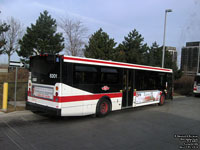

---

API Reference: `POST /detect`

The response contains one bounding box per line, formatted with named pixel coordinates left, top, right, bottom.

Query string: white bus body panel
left=193, top=85, right=200, bottom=94
left=27, top=96, right=61, bottom=109
left=60, top=83, right=122, bottom=116
left=27, top=83, right=161, bottom=116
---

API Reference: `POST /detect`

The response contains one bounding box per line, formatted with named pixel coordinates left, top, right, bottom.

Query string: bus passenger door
left=122, top=69, right=134, bottom=107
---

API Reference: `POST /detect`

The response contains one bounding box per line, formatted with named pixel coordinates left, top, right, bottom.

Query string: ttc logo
left=101, top=86, right=110, bottom=91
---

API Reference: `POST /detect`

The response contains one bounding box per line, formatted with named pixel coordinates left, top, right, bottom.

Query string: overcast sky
left=0, top=0, right=199, bottom=66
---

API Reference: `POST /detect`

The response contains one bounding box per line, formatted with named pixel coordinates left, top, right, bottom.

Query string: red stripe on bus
left=64, top=56, right=171, bottom=72
left=29, top=93, right=122, bottom=103
left=59, top=93, right=122, bottom=102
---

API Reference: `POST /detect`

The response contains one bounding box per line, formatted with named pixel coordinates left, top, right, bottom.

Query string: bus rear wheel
left=96, top=99, right=111, bottom=117
left=159, top=94, right=165, bottom=106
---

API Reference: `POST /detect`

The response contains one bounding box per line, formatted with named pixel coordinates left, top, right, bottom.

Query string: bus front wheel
left=159, top=94, right=165, bottom=106
left=96, top=99, right=111, bottom=117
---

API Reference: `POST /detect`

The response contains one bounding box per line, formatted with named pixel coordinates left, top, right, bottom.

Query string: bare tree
left=1, top=17, right=23, bottom=64
left=59, top=18, right=88, bottom=56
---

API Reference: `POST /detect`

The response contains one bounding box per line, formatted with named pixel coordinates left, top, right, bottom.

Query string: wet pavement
left=0, top=97, right=200, bottom=150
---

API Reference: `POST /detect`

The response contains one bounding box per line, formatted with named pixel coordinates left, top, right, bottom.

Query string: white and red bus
left=26, top=55, right=173, bottom=117
left=193, top=75, right=200, bottom=96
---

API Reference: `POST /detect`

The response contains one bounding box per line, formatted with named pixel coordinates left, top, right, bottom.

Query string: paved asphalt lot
left=0, top=96, right=199, bottom=150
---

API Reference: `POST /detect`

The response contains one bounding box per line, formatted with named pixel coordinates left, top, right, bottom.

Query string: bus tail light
left=55, top=92, right=58, bottom=96
left=194, top=86, right=197, bottom=91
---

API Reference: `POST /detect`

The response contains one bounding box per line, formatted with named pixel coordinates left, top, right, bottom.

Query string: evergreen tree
left=148, top=42, right=162, bottom=67
left=112, top=43, right=126, bottom=62
left=148, top=42, right=174, bottom=68
left=0, top=23, right=9, bottom=54
left=84, top=28, right=116, bottom=60
left=119, top=29, right=148, bottom=65
left=18, top=10, right=64, bottom=62
left=148, top=42, right=182, bottom=79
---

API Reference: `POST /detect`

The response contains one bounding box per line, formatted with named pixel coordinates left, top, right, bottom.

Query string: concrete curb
left=173, top=96, right=186, bottom=99
left=0, top=110, right=32, bottom=118
left=0, top=111, right=5, bottom=115
left=8, top=101, right=25, bottom=107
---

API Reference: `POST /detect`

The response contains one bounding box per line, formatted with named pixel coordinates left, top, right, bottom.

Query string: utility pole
left=162, top=9, right=172, bottom=68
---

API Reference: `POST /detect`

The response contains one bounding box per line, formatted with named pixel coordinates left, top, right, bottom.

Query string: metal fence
left=0, top=82, right=27, bottom=108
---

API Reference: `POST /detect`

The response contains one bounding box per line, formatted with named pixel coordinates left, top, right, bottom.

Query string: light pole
left=162, top=9, right=172, bottom=68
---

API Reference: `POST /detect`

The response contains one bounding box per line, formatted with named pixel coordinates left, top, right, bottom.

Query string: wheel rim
left=160, top=95, right=164, bottom=104
left=100, top=102, right=108, bottom=114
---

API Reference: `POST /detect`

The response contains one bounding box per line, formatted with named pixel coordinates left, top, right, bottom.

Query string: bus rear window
left=30, top=56, right=61, bottom=85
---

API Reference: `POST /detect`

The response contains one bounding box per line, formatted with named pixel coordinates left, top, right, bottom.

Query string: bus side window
left=100, top=67, right=119, bottom=84
left=136, top=70, right=163, bottom=90
left=74, top=65, right=98, bottom=84
left=135, top=70, right=147, bottom=90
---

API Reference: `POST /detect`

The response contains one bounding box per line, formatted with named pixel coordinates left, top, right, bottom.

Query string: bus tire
left=159, top=94, right=165, bottom=106
left=96, top=98, right=111, bottom=117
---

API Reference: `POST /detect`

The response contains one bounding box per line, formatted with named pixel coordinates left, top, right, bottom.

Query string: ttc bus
left=26, top=55, right=173, bottom=117
left=193, top=75, right=200, bottom=96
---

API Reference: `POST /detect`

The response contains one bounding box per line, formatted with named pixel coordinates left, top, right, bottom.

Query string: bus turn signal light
left=56, top=86, right=59, bottom=91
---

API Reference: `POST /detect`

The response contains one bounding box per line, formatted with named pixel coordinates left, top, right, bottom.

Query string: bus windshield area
left=30, top=55, right=61, bottom=85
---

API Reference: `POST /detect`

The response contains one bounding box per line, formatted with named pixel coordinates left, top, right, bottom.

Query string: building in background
left=181, top=41, right=200, bottom=76
left=166, top=46, right=177, bottom=64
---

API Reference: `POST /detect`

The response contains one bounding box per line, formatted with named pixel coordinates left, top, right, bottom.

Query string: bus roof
left=63, top=55, right=173, bottom=73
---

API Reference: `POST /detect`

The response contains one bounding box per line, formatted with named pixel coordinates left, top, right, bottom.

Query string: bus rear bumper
left=26, top=101, right=61, bottom=116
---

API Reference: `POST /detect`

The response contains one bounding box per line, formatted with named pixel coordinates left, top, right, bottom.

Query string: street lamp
left=162, top=9, right=172, bottom=68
